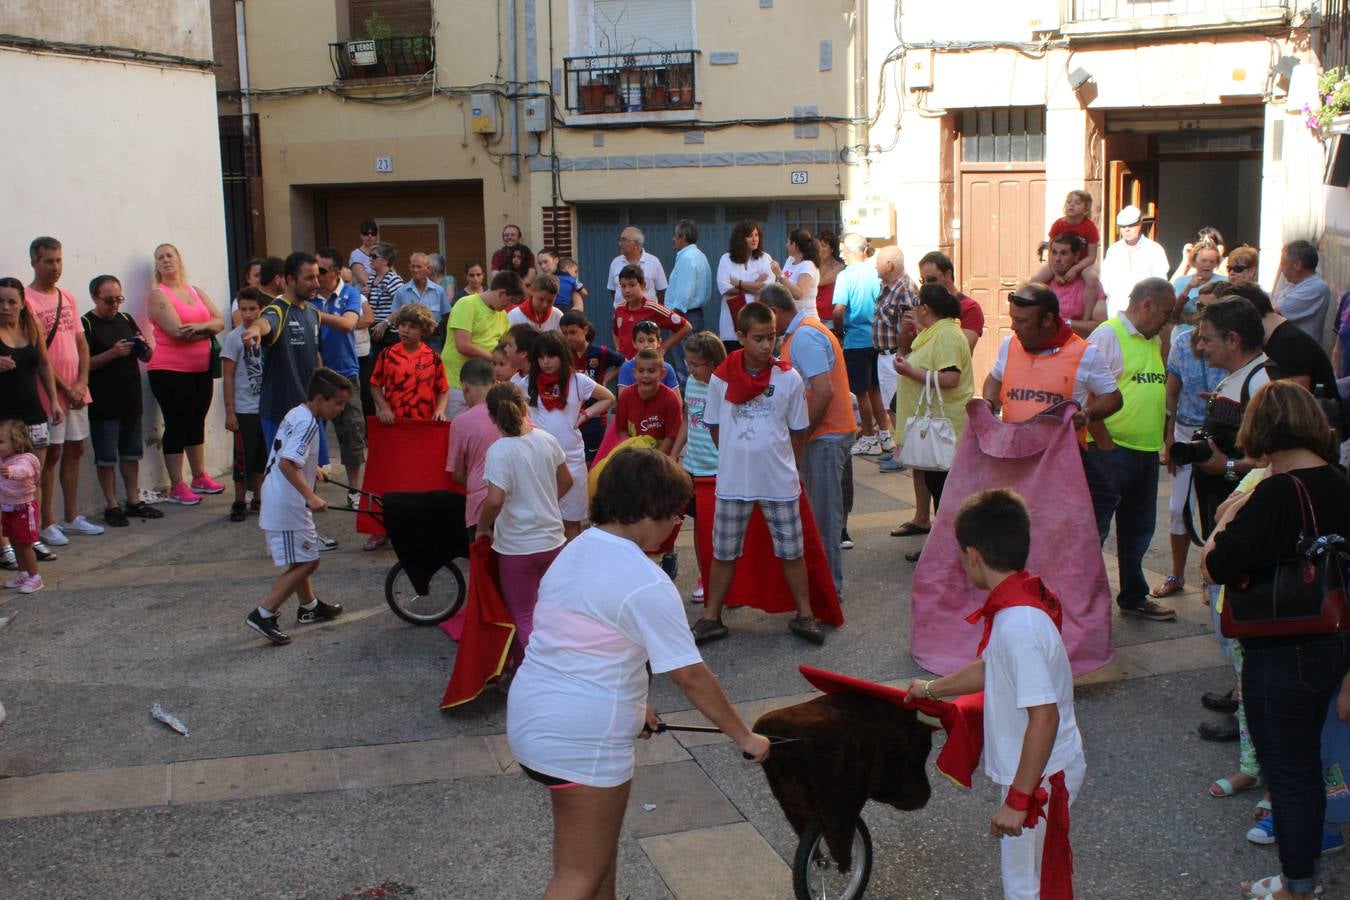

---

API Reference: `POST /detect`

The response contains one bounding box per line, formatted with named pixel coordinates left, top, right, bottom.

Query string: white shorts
left=48, top=406, right=90, bottom=443
left=1168, top=422, right=1200, bottom=536
left=877, top=351, right=898, bottom=409
left=266, top=527, right=320, bottom=567
left=558, top=462, right=589, bottom=522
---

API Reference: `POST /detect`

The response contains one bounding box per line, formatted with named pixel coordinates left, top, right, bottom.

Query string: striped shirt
left=681, top=377, right=719, bottom=477
left=369, top=271, right=405, bottom=321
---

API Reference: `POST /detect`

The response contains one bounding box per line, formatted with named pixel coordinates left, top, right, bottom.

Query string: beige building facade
left=238, top=0, right=1322, bottom=364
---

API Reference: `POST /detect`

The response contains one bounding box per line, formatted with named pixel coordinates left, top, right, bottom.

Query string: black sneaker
left=296, top=598, right=343, bottom=625
left=246, top=608, right=291, bottom=645
left=125, top=501, right=164, bottom=520
left=839, top=529, right=855, bottom=550
left=33, top=541, right=57, bottom=562
left=104, top=506, right=129, bottom=528
left=660, top=552, right=678, bottom=581
left=229, top=501, right=247, bottom=523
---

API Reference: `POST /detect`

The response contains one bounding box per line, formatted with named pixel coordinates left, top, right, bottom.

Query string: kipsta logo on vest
left=1131, top=372, right=1167, bottom=385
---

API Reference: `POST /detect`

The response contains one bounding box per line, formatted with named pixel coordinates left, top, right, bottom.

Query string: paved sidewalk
left=2, top=456, right=1334, bottom=898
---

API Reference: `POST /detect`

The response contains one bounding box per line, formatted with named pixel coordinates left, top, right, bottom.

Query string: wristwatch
left=1224, top=458, right=1238, bottom=482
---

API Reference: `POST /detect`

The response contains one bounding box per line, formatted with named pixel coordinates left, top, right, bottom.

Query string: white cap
left=1116, top=205, right=1143, bottom=227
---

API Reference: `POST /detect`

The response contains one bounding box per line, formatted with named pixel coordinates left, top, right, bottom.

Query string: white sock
left=256, top=606, right=275, bottom=619
left=300, top=598, right=318, bottom=610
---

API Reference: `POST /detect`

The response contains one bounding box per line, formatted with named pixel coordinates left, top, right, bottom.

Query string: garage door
left=576, top=201, right=841, bottom=344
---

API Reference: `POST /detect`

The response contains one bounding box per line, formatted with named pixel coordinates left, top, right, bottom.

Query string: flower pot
left=646, top=85, right=669, bottom=110
left=579, top=82, right=611, bottom=113
left=671, top=86, right=694, bottom=109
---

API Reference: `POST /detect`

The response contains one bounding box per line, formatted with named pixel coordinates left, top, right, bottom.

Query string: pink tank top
left=148, top=283, right=212, bottom=372
left=1050, top=278, right=1087, bottom=321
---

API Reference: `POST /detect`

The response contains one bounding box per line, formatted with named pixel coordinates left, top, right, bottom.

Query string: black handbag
left=1220, top=474, right=1350, bottom=639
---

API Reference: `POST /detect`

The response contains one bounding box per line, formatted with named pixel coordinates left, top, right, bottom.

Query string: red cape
left=798, top=665, right=983, bottom=788
left=358, top=418, right=461, bottom=536
left=693, top=478, right=844, bottom=627
left=439, top=540, right=516, bottom=708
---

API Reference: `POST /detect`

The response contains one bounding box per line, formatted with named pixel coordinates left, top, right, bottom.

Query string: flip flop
left=1150, top=575, right=1184, bottom=598
left=1241, top=874, right=1323, bottom=898
left=890, top=522, right=931, bottom=538
left=1252, top=798, right=1272, bottom=821
left=1209, top=775, right=1262, bottom=798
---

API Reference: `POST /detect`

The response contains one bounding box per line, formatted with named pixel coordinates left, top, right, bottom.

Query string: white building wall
left=0, top=50, right=232, bottom=510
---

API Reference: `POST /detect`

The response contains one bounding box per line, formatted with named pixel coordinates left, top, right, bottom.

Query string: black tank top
left=0, top=338, right=46, bottom=424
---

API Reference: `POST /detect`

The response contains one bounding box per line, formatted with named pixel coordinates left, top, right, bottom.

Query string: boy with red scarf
left=693, top=302, right=826, bottom=645
left=507, top=273, right=564, bottom=332
left=906, top=489, right=1084, bottom=900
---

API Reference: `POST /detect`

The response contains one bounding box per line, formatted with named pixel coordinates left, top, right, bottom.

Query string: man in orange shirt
left=761, top=284, right=854, bottom=598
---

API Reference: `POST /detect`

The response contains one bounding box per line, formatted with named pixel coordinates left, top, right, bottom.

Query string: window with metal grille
left=959, top=107, right=1045, bottom=163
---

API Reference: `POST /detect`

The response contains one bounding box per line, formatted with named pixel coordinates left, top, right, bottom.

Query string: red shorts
left=0, top=501, right=38, bottom=544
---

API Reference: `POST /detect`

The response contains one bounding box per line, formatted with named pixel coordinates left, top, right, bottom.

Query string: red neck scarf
left=714, top=349, right=790, bottom=404
left=1039, top=319, right=1076, bottom=352
left=965, top=570, right=1064, bottom=657
left=517, top=301, right=551, bottom=326
left=534, top=371, right=566, bottom=411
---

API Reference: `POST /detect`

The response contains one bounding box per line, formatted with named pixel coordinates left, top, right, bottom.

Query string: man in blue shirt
left=391, top=252, right=451, bottom=351
left=316, top=247, right=370, bottom=506
left=831, top=233, right=885, bottom=455
left=665, top=218, right=712, bottom=387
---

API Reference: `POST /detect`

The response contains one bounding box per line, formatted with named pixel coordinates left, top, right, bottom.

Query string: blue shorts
left=262, top=415, right=330, bottom=467
left=90, top=416, right=144, bottom=466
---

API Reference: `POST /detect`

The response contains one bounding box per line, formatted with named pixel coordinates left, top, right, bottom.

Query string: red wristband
left=1004, top=786, right=1036, bottom=811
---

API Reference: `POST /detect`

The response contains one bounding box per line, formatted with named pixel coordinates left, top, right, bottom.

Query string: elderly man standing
left=831, top=234, right=890, bottom=456
left=1100, top=206, right=1169, bottom=317
left=1085, top=277, right=1178, bottom=621
left=665, top=218, right=712, bottom=386
left=763, top=284, right=855, bottom=598
left=391, top=252, right=451, bottom=351
left=1275, top=239, right=1332, bottom=343
left=607, top=226, right=667, bottom=306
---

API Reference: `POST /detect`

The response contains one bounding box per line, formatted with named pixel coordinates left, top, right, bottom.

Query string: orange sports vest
left=999, top=334, right=1089, bottom=424
left=781, top=316, right=856, bottom=439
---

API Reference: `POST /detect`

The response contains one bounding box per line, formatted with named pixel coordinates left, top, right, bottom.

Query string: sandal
left=905, top=549, right=922, bottom=563
left=1240, top=874, right=1323, bottom=898
left=1209, top=774, right=1262, bottom=798
left=889, top=521, right=931, bottom=538
left=1150, top=575, right=1184, bottom=597
left=1252, top=798, right=1272, bottom=821
left=691, top=617, right=729, bottom=644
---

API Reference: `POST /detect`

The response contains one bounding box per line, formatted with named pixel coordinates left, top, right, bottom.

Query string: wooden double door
left=959, top=169, right=1046, bottom=380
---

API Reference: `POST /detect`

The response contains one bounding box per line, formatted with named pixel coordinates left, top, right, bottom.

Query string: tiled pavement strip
left=0, top=463, right=1222, bottom=898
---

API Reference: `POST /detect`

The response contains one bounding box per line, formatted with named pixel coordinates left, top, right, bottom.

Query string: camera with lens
left=1169, top=428, right=1219, bottom=467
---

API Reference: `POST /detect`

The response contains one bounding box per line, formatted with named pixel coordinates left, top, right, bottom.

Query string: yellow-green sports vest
left=1100, top=315, right=1166, bottom=452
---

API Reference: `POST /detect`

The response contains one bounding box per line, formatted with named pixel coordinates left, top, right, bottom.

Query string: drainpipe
left=853, top=0, right=868, bottom=155
left=507, top=0, right=520, bottom=182
left=235, top=1, right=251, bottom=139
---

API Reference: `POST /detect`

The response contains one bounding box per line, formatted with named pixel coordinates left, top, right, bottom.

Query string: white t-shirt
left=507, top=305, right=563, bottom=332
left=528, top=373, right=597, bottom=472
left=715, top=253, right=777, bottom=340
left=1101, top=236, right=1169, bottom=317
left=1213, top=353, right=1272, bottom=404
left=981, top=606, right=1085, bottom=785
left=507, top=527, right=704, bottom=787
left=259, top=404, right=321, bottom=532
left=483, top=427, right=567, bottom=556
left=781, top=258, right=819, bottom=315
left=703, top=365, right=809, bottom=501
left=607, top=251, right=669, bottom=306
left=989, top=335, right=1119, bottom=407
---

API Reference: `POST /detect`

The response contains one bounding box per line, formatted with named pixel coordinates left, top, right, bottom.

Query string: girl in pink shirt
left=0, top=420, right=43, bottom=593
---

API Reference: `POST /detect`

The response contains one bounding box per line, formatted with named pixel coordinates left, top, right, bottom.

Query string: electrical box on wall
left=840, top=200, right=896, bottom=239
left=523, top=98, right=549, bottom=133
left=470, top=94, right=499, bottom=134
left=907, top=50, right=933, bottom=92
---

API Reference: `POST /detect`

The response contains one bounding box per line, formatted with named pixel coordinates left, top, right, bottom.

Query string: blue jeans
left=802, top=433, right=849, bottom=597
left=665, top=306, right=703, bottom=390
left=1243, top=632, right=1350, bottom=894
left=1082, top=446, right=1158, bottom=610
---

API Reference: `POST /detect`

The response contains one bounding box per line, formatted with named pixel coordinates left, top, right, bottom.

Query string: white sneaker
left=3, top=572, right=27, bottom=589
left=851, top=436, right=883, bottom=456
left=0, top=698, right=6, bottom=726
left=879, top=432, right=896, bottom=453
left=138, top=488, right=168, bottom=505
left=61, top=515, right=105, bottom=536
left=39, top=524, right=70, bottom=546
left=17, top=574, right=43, bottom=594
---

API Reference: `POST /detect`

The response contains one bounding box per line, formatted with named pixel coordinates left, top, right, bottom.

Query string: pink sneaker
left=190, top=474, right=226, bottom=495
left=3, top=572, right=28, bottom=589
left=17, top=574, right=42, bottom=594
left=167, top=482, right=202, bottom=505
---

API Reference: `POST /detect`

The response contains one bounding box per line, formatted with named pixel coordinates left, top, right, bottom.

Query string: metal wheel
left=383, top=561, right=466, bottom=625
left=792, top=817, right=872, bottom=900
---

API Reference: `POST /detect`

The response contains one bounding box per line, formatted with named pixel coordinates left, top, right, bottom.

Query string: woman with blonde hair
left=1226, top=244, right=1259, bottom=287
left=146, top=243, right=225, bottom=505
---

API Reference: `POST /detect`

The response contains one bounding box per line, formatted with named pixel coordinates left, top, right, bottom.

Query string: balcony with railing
left=562, top=50, right=699, bottom=118
left=329, top=35, right=435, bottom=80
left=1062, top=0, right=1290, bottom=38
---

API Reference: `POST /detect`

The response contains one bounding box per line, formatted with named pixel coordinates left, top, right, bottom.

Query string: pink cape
left=357, top=418, right=461, bottom=537
left=911, top=401, right=1113, bottom=676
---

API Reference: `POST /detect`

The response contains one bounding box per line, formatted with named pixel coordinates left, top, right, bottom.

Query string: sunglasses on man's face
left=1227, top=264, right=1251, bottom=273
left=361, top=231, right=378, bottom=237
left=1008, top=292, right=1045, bottom=307
left=101, top=295, right=126, bottom=304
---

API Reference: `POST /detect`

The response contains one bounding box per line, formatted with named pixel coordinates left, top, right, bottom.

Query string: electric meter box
left=470, top=94, right=499, bottom=134
left=523, top=98, right=549, bottom=133
left=840, top=200, right=896, bottom=239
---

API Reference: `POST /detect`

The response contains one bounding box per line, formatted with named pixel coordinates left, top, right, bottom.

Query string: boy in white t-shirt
left=506, top=272, right=564, bottom=332
left=245, top=368, right=352, bottom=646
left=694, top=302, right=825, bottom=645
left=906, top=489, right=1085, bottom=900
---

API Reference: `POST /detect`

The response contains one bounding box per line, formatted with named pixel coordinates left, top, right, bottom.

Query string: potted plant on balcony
left=668, top=61, right=693, bottom=109
left=1308, top=68, right=1350, bottom=133
left=578, top=72, right=613, bottom=114
left=410, top=35, right=432, bottom=74
left=363, top=12, right=396, bottom=75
